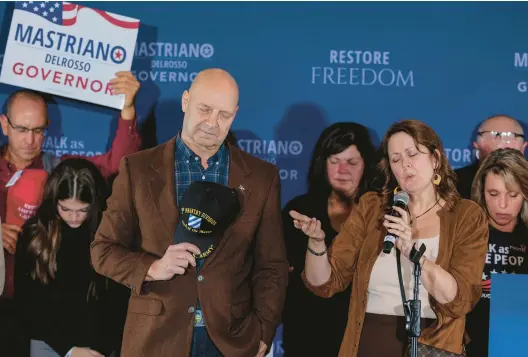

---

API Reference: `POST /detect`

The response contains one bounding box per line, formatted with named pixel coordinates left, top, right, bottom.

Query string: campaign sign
left=0, top=1, right=139, bottom=109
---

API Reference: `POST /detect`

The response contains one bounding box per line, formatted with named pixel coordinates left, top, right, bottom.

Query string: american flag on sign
left=15, top=1, right=139, bottom=29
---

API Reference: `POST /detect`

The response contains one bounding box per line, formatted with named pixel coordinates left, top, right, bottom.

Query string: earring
left=433, top=174, right=441, bottom=185
left=394, top=186, right=400, bottom=195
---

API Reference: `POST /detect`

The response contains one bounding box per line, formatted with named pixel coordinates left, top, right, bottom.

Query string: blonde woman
left=466, top=148, right=528, bottom=357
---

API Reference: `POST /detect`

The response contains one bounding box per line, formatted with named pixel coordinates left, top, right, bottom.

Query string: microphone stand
left=407, top=243, right=426, bottom=357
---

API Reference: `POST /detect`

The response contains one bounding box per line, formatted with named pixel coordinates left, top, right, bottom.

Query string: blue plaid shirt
left=175, top=135, right=229, bottom=357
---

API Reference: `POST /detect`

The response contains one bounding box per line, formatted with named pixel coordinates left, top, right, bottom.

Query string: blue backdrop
left=489, top=274, right=528, bottom=357
left=1, top=2, right=528, bottom=355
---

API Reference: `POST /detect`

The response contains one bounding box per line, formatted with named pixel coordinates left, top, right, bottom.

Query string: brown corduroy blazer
left=91, top=137, right=289, bottom=357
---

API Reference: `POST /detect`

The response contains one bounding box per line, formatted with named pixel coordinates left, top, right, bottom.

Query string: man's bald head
left=478, top=115, right=524, bottom=134
left=181, top=68, right=240, bottom=155
left=6, top=89, right=47, bottom=118
left=188, top=68, right=239, bottom=103
left=474, top=114, right=527, bottom=161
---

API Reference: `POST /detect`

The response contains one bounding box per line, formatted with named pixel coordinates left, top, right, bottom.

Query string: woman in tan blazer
left=290, top=120, right=489, bottom=357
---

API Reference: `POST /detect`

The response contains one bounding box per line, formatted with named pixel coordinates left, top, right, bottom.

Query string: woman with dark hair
left=281, top=122, right=378, bottom=357
left=14, top=158, right=126, bottom=357
left=291, top=120, right=489, bottom=357
left=466, top=148, right=528, bottom=357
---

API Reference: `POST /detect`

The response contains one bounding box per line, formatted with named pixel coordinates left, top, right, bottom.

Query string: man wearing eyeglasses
left=455, top=115, right=527, bottom=199
left=0, top=71, right=142, bottom=356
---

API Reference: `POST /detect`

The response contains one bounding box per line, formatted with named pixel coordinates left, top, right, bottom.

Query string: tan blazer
left=91, top=138, right=289, bottom=357
left=303, top=192, right=489, bottom=357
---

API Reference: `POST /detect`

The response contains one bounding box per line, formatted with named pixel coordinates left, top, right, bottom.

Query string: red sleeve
left=62, top=116, right=141, bottom=178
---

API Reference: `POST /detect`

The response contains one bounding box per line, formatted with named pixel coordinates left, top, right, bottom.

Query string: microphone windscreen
left=394, top=191, right=409, bottom=206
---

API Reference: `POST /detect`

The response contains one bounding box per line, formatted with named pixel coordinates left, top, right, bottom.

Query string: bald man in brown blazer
left=91, top=69, right=288, bottom=357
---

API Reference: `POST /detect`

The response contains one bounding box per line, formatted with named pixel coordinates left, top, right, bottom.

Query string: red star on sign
left=115, top=50, right=122, bottom=60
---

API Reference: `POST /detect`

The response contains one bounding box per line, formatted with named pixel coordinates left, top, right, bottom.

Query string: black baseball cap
left=173, top=181, right=241, bottom=259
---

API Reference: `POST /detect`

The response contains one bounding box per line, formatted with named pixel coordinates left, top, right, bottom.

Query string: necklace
left=410, top=198, right=440, bottom=226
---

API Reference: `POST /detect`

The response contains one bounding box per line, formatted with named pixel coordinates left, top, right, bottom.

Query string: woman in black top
left=281, top=122, right=379, bottom=357
left=15, top=158, right=127, bottom=357
left=466, top=148, right=528, bottom=357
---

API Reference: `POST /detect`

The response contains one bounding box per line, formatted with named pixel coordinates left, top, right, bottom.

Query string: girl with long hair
left=15, top=158, right=126, bottom=357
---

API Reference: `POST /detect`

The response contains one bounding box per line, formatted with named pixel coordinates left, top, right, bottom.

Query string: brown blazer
left=303, top=192, right=489, bottom=357
left=91, top=138, right=289, bottom=357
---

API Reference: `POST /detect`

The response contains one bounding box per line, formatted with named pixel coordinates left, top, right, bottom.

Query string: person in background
left=456, top=115, right=527, bottom=199
left=465, top=148, right=528, bottom=357
left=291, top=120, right=489, bottom=357
left=15, top=158, right=128, bottom=357
left=0, top=71, right=141, bottom=355
left=281, top=122, right=378, bottom=357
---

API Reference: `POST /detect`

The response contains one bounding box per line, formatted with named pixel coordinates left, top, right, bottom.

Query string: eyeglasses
left=477, top=131, right=525, bottom=144
left=5, top=114, right=48, bottom=136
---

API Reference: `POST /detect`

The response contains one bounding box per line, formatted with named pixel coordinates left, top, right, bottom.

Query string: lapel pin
left=239, top=184, right=245, bottom=192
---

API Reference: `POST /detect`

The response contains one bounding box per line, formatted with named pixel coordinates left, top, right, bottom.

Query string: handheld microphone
left=382, top=191, right=409, bottom=254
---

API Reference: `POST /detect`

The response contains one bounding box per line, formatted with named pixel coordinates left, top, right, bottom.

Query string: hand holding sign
left=0, top=2, right=140, bottom=109
left=110, top=71, right=140, bottom=120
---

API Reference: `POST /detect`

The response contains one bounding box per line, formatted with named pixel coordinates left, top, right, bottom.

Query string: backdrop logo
left=237, top=139, right=303, bottom=181
left=238, top=139, right=303, bottom=156
left=132, top=42, right=215, bottom=83
left=311, top=49, right=415, bottom=87
left=42, top=135, right=102, bottom=157
left=514, top=52, right=528, bottom=92
left=444, top=147, right=475, bottom=169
